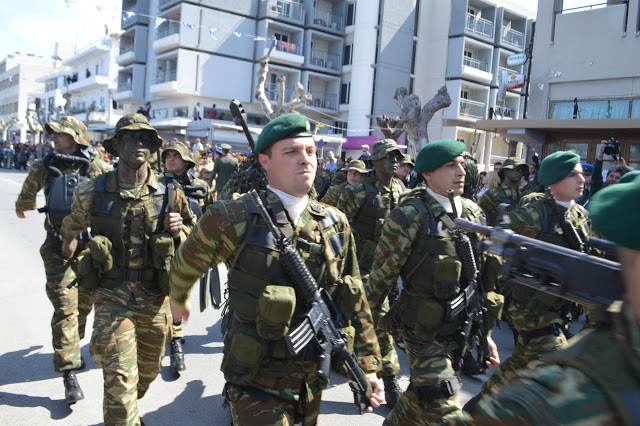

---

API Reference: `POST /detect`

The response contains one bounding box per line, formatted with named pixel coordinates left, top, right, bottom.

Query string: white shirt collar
left=555, top=199, right=575, bottom=210
left=427, top=187, right=463, bottom=218
left=267, top=185, right=308, bottom=226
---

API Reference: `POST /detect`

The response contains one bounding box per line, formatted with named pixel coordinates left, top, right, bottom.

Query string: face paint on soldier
left=116, top=131, right=153, bottom=170
left=259, top=136, right=317, bottom=198
left=51, top=131, right=78, bottom=155
left=423, top=156, right=466, bottom=197
left=164, top=150, right=188, bottom=176
left=373, top=151, right=401, bottom=181
left=548, top=163, right=585, bottom=202
left=504, top=167, right=524, bottom=184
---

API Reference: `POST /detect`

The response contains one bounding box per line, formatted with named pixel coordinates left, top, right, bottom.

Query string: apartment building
left=476, top=0, right=640, bottom=171
left=36, top=35, right=129, bottom=141
left=0, top=53, right=62, bottom=143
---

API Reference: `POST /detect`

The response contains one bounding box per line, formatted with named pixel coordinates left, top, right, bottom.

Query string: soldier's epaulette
left=388, top=207, right=411, bottom=229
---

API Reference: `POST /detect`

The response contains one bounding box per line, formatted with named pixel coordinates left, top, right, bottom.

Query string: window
left=343, top=44, right=352, bottom=65
left=551, top=99, right=633, bottom=119
left=460, top=90, right=469, bottom=99
left=464, top=50, right=473, bottom=59
left=274, top=32, right=289, bottom=43
left=340, top=82, right=350, bottom=104
left=174, top=106, right=188, bottom=117
left=346, top=2, right=356, bottom=26
left=334, top=121, right=347, bottom=135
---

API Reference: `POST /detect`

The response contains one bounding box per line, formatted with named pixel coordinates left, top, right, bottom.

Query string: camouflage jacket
left=174, top=170, right=214, bottom=215
left=320, top=181, right=348, bottom=207
left=15, top=150, right=110, bottom=229
left=465, top=301, right=640, bottom=425
left=477, top=183, right=521, bottom=226
left=211, top=153, right=239, bottom=192
left=330, top=167, right=347, bottom=187
left=170, top=189, right=382, bottom=401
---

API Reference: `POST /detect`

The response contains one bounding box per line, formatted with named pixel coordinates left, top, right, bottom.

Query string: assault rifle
left=453, top=218, right=624, bottom=310
left=248, top=190, right=373, bottom=414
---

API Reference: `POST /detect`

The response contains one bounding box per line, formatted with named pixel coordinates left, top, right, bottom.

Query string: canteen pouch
left=415, top=298, right=445, bottom=342
left=331, top=325, right=356, bottom=374
left=222, top=322, right=267, bottom=385
left=482, top=255, right=503, bottom=293
left=151, top=233, right=175, bottom=296
left=75, top=253, right=100, bottom=290
left=337, top=276, right=363, bottom=319
left=256, top=285, right=296, bottom=340
left=432, top=255, right=462, bottom=300
left=483, top=291, right=505, bottom=331
left=88, top=236, right=113, bottom=274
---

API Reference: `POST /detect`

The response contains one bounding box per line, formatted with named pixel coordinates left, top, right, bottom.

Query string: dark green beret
left=590, top=173, right=640, bottom=250
left=415, top=139, right=466, bottom=173
left=255, top=113, right=313, bottom=155
left=538, top=151, right=581, bottom=186
left=619, top=170, right=640, bottom=184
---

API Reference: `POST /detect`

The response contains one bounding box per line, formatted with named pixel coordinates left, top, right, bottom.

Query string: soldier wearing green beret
left=320, top=159, right=369, bottom=207
left=477, top=157, right=528, bottom=226
left=209, top=142, right=238, bottom=199
left=336, top=139, right=406, bottom=408
left=462, top=173, right=640, bottom=425
left=162, top=140, right=214, bottom=374
left=466, top=151, right=598, bottom=410
left=60, top=114, right=196, bottom=425
left=367, top=140, right=503, bottom=424
left=15, top=116, right=110, bottom=404
left=169, top=113, right=384, bottom=425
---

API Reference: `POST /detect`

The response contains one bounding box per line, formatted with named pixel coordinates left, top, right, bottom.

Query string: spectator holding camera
left=588, top=140, right=634, bottom=206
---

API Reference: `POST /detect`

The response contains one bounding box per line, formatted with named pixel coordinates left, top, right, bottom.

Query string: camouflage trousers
left=373, top=298, right=400, bottom=377
left=227, top=384, right=322, bottom=426
left=40, top=234, right=93, bottom=373
left=90, top=287, right=171, bottom=426
left=481, top=330, right=567, bottom=395
left=385, top=337, right=465, bottom=425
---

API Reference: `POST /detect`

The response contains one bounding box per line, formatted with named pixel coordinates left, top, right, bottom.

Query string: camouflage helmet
left=103, top=113, right=163, bottom=157
left=45, top=116, right=89, bottom=147
left=370, top=139, right=401, bottom=161
left=162, top=140, right=196, bottom=169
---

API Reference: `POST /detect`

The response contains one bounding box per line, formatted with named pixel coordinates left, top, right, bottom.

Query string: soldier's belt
left=408, top=374, right=462, bottom=401
left=518, top=323, right=563, bottom=345
left=105, top=267, right=157, bottom=283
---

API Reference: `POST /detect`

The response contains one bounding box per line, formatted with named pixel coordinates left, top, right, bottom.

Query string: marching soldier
left=169, top=113, right=384, bottom=425
left=60, top=114, right=196, bottom=425
left=209, top=143, right=238, bottom=199
left=335, top=139, right=406, bottom=409
left=320, top=159, right=369, bottom=207
left=15, top=116, right=109, bottom=404
left=477, top=157, right=528, bottom=226
left=162, top=140, right=213, bottom=374
left=367, top=140, right=503, bottom=424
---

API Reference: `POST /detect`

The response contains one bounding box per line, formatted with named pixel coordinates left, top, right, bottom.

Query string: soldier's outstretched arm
left=60, top=179, right=95, bottom=258
left=15, top=158, right=44, bottom=216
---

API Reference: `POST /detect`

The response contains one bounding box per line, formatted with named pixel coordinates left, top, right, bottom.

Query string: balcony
left=263, top=43, right=304, bottom=66
left=309, top=90, right=338, bottom=110
left=466, top=13, right=494, bottom=39
left=154, top=22, right=180, bottom=53
left=459, top=98, right=486, bottom=119
left=309, top=50, right=340, bottom=71
left=267, top=0, right=305, bottom=23
left=158, top=0, right=180, bottom=10
left=117, top=44, right=135, bottom=65
left=463, top=56, right=489, bottom=72
left=150, top=70, right=178, bottom=97
left=66, top=74, right=112, bottom=93
left=311, top=9, right=343, bottom=32
left=501, top=26, right=524, bottom=49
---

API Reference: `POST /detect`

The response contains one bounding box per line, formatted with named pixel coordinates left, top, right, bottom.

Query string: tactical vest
left=351, top=180, right=399, bottom=271
left=524, top=303, right=640, bottom=425
left=90, top=173, right=167, bottom=282
left=222, top=192, right=356, bottom=382
left=486, top=185, right=519, bottom=226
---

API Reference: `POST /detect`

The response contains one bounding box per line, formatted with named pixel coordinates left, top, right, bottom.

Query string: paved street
left=0, top=167, right=524, bottom=425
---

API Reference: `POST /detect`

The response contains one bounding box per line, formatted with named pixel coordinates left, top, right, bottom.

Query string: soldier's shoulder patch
left=309, top=201, right=324, bottom=213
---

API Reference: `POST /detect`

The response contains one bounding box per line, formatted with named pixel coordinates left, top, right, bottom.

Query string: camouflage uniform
left=330, top=166, right=347, bottom=187
left=480, top=197, right=594, bottom=396
left=320, top=181, right=348, bottom=207
left=210, top=147, right=239, bottom=195
left=170, top=189, right=382, bottom=425
left=367, top=188, right=503, bottom=425
left=15, top=120, right=109, bottom=375
left=477, top=183, right=522, bottom=226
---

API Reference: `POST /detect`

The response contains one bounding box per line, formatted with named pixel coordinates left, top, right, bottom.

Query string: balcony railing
left=459, top=98, right=486, bottom=119
left=118, top=81, right=133, bottom=92
left=313, top=10, right=343, bottom=31
left=155, top=69, right=177, bottom=84
left=309, top=91, right=337, bottom=110
left=120, top=44, right=135, bottom=55
left=268, top=0, right=305, bottom=22
left=266, top=82, right=280, bottom=101
left=275, top=42, right=301, bottom=55
left=501, top=26, right=524, bottom=49
left=466, top=14, right=494, bottom=38
left=310, top=50, right=340, bottom=70
left=463, top=56, right=489, bottom=72
left=157, top=21, right=180, bottom=39
left=498, top=66, right=518, bottom=75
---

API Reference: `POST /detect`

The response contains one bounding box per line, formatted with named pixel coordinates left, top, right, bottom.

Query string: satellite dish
left=497, top=70, right=508, bottom=102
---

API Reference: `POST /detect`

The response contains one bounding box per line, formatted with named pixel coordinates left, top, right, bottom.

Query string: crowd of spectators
left=0, top=140, right=53, bottom=170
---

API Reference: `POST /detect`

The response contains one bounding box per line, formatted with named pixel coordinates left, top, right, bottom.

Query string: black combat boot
left=382, top=375, right=403, bottom=410
left=170, top=338, right=186, bottom=374
left=63, top=370, right=84, bottom=405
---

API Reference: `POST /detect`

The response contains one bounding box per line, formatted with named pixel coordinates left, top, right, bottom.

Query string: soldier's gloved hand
left=16, top=210, right=26, bottom=219
left=484, top=335, right=501, bottom=373
left=170, top=298, right=191, bottom=324
left=164, top=212, right=183, bottom=238
left=62, top=238, right=78, bottom=259
left=365, top=375, right=385, bottom=412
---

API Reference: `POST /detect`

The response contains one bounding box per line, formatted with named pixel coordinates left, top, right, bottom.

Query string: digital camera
left=604, top=137, right=621, bottom=160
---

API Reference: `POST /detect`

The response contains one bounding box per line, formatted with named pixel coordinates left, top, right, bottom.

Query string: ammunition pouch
left=337, top=276, right=363, bottom=319
left=75, top=253, right=101, bottom=290
left=89, top=236, right=114, bottom=274
left=256, top=285, right=296, bottom=341
left=483, top=291, right=504, bottom=331
left=150, top=233, right=175, bottom=296
left=222, top=321, right=267, bottom=385
left=331, top=325, right=355, bottom=375
left=432, top=255, right=462, bottom=300
left=357, top=239, right=378, bottom=272
left=409, top=374, right=462, bottom=401
left=384, top=292, right=447, bottom=342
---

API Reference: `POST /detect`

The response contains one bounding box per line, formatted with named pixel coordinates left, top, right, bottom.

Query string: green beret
left=255, top=113, right=313, bottom=154
left=590, top=173, right=640, bottom=250
left=415, top=139, right=466, bottom=173
left=370, top=139, right=401, bottom=161
left=619, top=170, right=640, bottom=184
left=538, top=151, right=581, bottom=186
